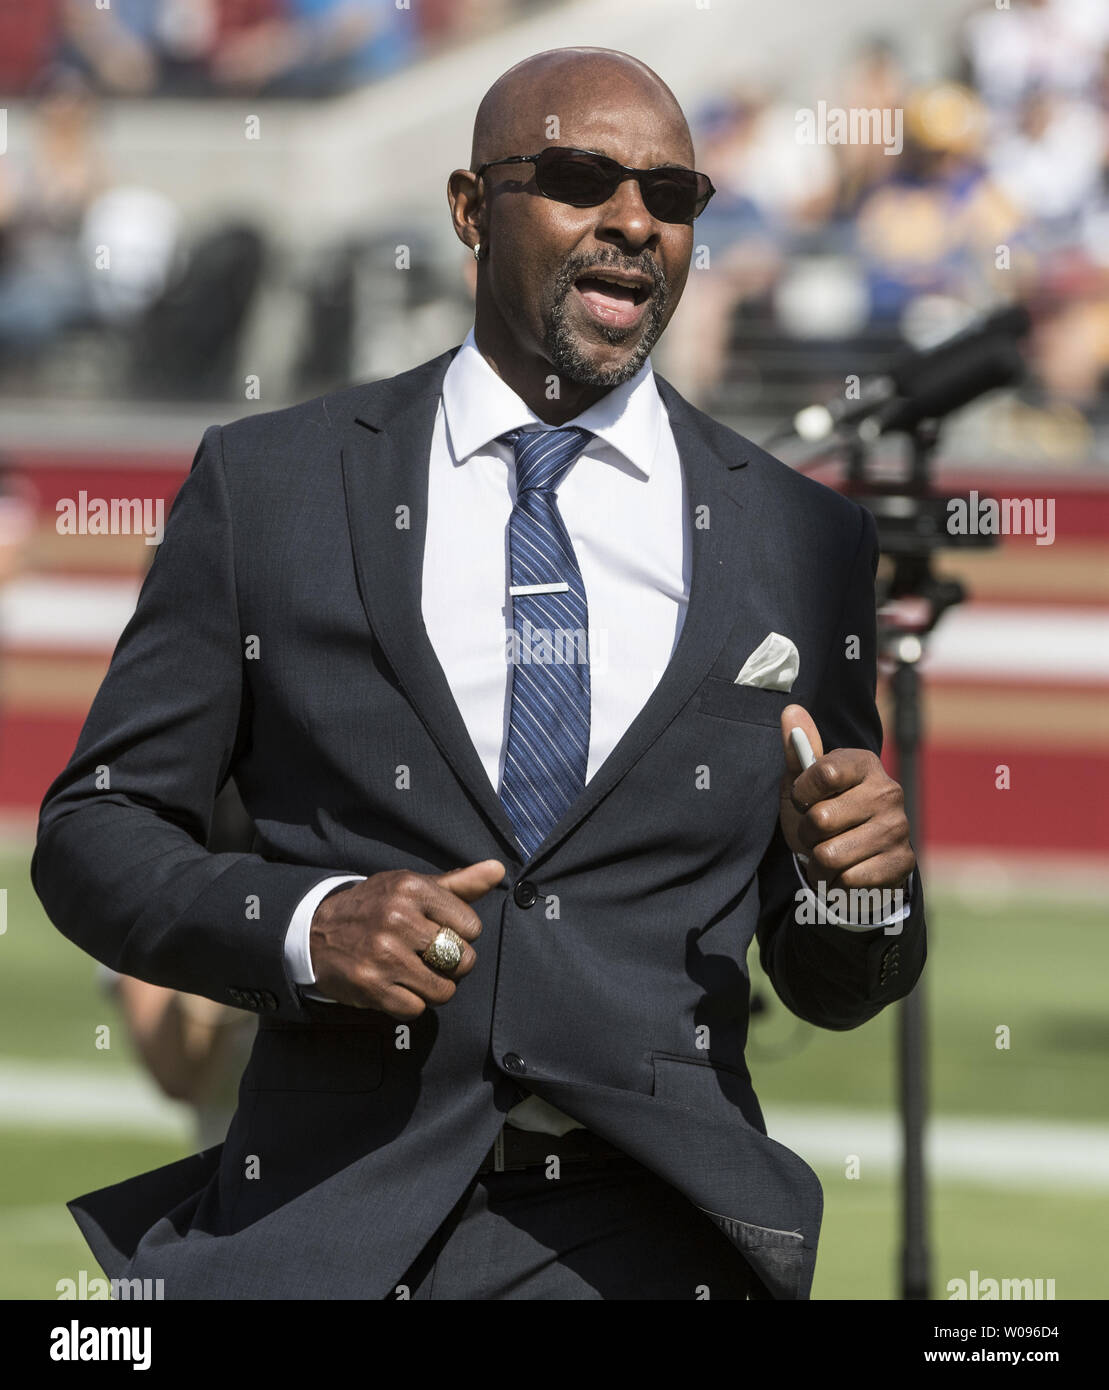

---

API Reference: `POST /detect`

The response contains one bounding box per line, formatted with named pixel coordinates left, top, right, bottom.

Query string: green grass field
left=747, top=892, right=1109, bottom=1123
left=3, top=848, right=1105, bottom=1299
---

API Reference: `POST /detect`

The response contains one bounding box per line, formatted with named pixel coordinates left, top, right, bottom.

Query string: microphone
left=782, top=304, right=1031, bottom=445
left=791, top=375, right=898, bottom=443
left=875, top=304, right=1030, bottom=435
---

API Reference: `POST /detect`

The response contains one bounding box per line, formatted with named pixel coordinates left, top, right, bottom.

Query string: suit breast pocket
left=696, top=676, right=790, bottom=728
left=244, top=1024, right=385, bottom=1094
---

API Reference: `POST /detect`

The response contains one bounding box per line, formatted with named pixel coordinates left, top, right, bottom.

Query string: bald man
left=35, top=48, right=924, bottom=1300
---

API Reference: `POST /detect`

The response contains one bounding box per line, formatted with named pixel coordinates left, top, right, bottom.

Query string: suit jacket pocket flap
left=697, top=676, right=789, bottom=727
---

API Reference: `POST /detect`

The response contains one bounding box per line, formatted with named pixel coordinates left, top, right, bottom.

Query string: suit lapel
left=340, top=347, right=525, bottom=858
left=339, top=351, right=782, bottom=867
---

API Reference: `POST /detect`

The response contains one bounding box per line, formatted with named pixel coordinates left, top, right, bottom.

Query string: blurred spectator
left=0, top=75, right=105, bottom=361
left=836, top=37, right=910, bottom=215
left=59, top=0, right=409, bottom=98
left=657, top=94, right=784, bottom=402
left=103, top=974, right=258, bottom=1150
left=415, top=0, right=514, bottom=49
left=59, top=0, right=162, bottom=96
left=81, top=187, right=181, bottom=326
left=714, top=90, right=840, bottom=233
left=1026, top=256, right=1109, bottom=419
left=0, top=0, right=535, bottom=98
left=851, top=84, right=1020, bottom=321
left=0, top=65, right=264, bottom=396
left=0, top=463, right=35, bottom=590
left=957, top=0, right=1109, bottom=441
left=986, top=89, right=1105, bottom=240
left=210, top=0, right=415, bottom=96
left=0, top=0, right=64, bottom=95
left=962, top=0, right=1109, bottom=111
left=130, top=221, right=265, bottom=398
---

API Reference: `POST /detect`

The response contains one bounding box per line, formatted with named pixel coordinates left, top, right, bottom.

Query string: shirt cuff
left=284, top=875, right=366, bottom=1000
left=792, top=854, right=915, bottom=933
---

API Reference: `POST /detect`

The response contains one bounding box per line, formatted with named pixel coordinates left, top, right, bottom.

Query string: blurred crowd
left=663, top=0, right=1109, bottom=454
left=0, top=0, right=545, bottom=98
left=0, top=0, right=1106, bottom=461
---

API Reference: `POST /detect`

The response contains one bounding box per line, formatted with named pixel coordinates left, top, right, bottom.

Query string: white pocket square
left=734, top=631, right=799, bottom=692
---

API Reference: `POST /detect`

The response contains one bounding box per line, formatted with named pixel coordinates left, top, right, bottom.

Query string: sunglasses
left=474, top=146, right=715, bottom=224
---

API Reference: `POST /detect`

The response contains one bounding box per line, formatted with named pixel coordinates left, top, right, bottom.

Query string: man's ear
left=446, top=168, right=484, bottom=256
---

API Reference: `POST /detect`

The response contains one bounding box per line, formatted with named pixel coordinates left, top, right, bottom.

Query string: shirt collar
left=442, top=326, right=662, bottom=478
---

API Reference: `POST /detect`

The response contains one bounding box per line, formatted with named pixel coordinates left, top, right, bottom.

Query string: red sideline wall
left=2, top=452, right=1106, bottom=859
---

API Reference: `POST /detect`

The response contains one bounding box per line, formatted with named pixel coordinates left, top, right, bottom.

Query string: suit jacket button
left=503, top=1053, right=526, bottom=1074
left=513, top=880, right=538, bottom=909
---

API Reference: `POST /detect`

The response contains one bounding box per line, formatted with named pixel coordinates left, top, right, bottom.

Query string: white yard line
left=763, top=1105, right=1109, bottom=1190
left=0, top=1061, right=191, bottom=1142
left=0, top=1060, right=1106, bottom=1188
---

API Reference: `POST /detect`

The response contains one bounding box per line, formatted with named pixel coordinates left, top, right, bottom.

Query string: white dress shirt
left=282, top=328, right=911, bottom=1136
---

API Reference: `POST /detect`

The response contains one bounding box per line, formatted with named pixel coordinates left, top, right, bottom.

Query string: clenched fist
left=779, top=705, right=915, bottom=896
left=308, top=860, right=506, bottom=1018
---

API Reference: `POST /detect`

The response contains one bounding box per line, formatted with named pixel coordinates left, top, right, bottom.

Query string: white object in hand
left=789, top=727, right=817, bottom=867
left=790, top=726, right=816, bottom=769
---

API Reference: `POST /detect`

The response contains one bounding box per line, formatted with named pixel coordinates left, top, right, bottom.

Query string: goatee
left=542, top=258, right=667, bottom=387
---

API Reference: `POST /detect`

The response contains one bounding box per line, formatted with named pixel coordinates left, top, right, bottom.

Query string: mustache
left=555, top=252, right=667, bottom=299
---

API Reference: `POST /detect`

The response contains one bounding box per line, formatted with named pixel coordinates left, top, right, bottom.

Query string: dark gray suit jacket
left=32, top=345, right=926, bottom=1299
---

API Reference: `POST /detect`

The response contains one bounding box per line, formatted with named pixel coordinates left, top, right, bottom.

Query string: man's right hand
left=307, top=860, right=505, bottom=1018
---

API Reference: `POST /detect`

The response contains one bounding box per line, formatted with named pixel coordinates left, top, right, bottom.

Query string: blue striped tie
left=499, top=426, right=593, bottom=860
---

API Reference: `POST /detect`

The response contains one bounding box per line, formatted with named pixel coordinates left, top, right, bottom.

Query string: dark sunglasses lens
left=641, top=169, right=702, bottom=222
left=535, top=150, right=711, bottom=221
left=536, top=151, right=618, bottom=206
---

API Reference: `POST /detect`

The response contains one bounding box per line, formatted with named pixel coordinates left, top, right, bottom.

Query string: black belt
left=478, top=1125, right=629, bottom=1174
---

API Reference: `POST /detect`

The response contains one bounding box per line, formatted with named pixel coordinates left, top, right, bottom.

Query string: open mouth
left=572, top=270, right=652, bottom=329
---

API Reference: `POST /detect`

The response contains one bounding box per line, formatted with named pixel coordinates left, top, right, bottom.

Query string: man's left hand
left=778, top=705, right=915, bottom=896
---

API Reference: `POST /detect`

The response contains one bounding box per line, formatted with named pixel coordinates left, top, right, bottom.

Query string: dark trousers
left=391, top=1150, right=754, bottom=1300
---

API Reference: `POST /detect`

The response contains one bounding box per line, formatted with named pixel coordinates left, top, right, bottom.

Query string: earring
left=473, top=243, right=481, bottom=261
